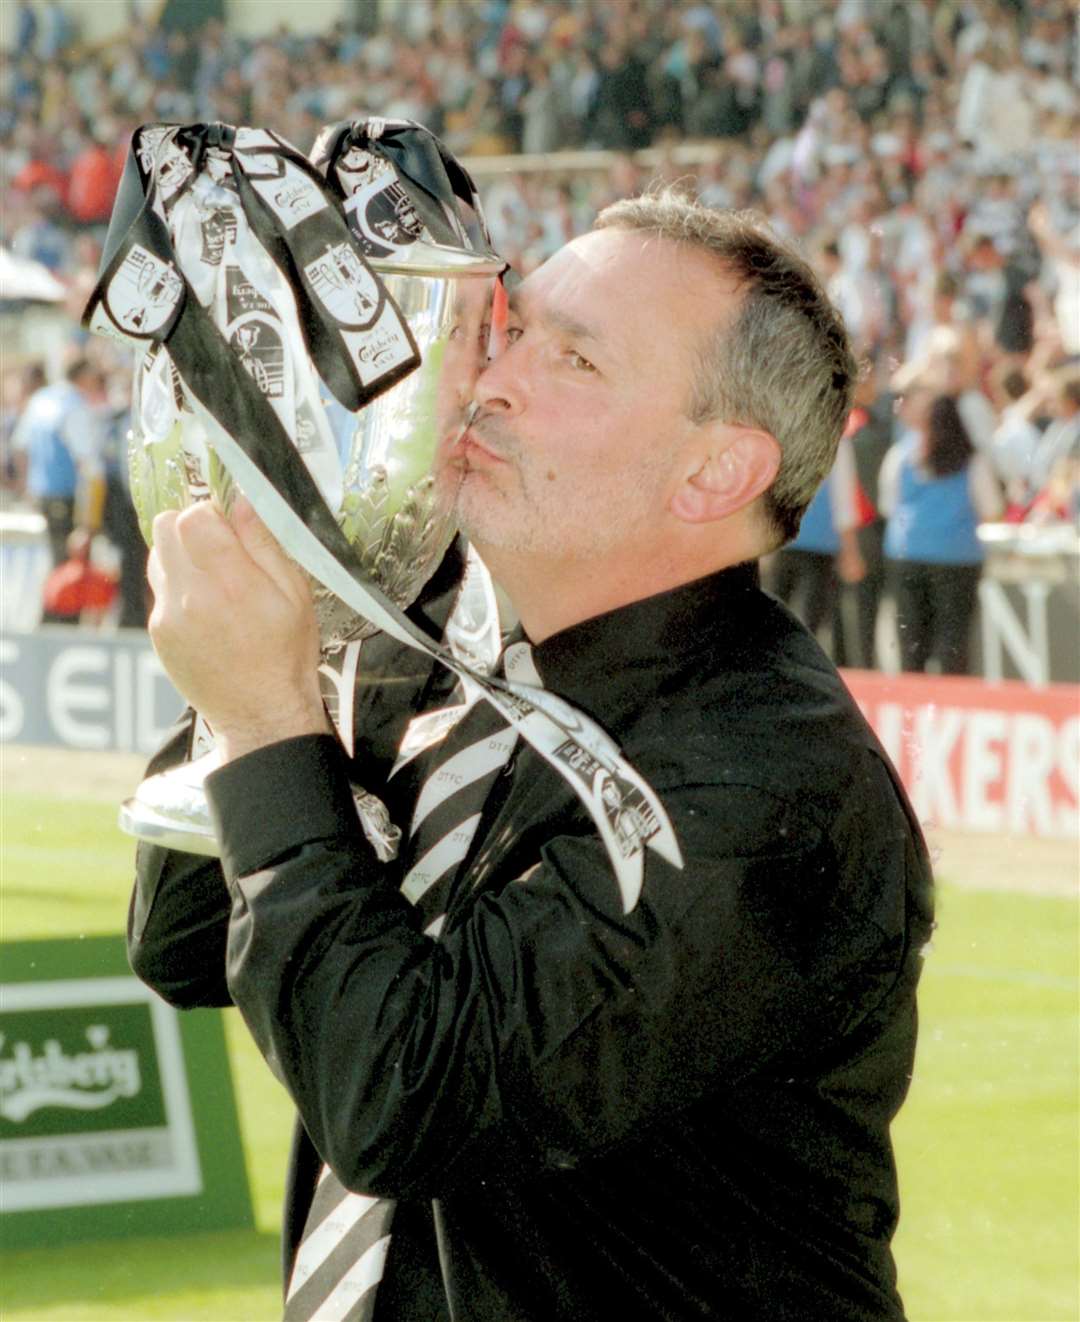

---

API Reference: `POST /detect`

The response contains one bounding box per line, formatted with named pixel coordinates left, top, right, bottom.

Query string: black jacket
left=129, top=561, right=933, bottom=1320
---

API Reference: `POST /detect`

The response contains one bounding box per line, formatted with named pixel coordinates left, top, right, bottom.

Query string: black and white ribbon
left=186, top=391, right=684, bottom=910
left=85, top=122, right=420, bottom=412
left=284, top=1169, right=391, bottom=1322
left=310, top=116, right=494, bottom=260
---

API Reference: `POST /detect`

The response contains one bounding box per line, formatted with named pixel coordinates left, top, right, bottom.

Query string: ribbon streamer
left=84, top=123, right=420, bottom=412
left=311, top=116, right=495, bottom=259
left=179, top=378, right=683, bottom=912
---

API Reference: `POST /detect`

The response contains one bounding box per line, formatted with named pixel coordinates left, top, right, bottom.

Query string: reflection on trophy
left=310, top=248, right=503, bottom=653
left=96, top=120, right=505, bottom=856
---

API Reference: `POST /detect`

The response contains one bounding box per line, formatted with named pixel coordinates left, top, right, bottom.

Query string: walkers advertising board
left=843, top=670, right=1079, bottom=840
left=1, top=935, right=251, bottom=1247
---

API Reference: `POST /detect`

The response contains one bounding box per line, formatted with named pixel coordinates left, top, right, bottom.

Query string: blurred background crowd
left=1, top=0, right=1078, bottom=673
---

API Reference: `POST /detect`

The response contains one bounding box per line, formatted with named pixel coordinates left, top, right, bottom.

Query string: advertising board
left=844, top=670, right=1079, bottom=841
left=1, top=935, right=251, bottom=1247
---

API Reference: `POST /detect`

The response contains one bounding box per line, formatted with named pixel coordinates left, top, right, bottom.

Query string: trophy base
left=118, top=797, right=221, bottom=855
left=118, top=751, right=221, bottom=857
left=117, top=747, right=402, bottom=865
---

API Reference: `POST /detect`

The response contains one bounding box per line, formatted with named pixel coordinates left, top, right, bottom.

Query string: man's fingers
left=147, top=510, right=177, bottom=600
left=148, top=507, right=180, bottom=562
left=149, top=497, right=313, bottom=622
left=179, top=501, right=244, bottom=572
left=229, top=495, right=312, bottom=604
left=151, top=502, right=238, bottom=576
left=148, top=505, right=247, bottom=640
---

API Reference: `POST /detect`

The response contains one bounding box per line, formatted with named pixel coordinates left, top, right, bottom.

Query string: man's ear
left=670, top=429, right=781, bottom=525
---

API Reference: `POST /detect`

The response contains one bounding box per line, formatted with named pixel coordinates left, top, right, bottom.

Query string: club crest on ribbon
left=336, top=147, right=393, bottom=189
left=366, top=183, right=424, bottom=247
left=598, top=771, right=661, bottom=861
left=105, top=245, right=183, bottom=337
left=230, top=321, right=285, bottom=397
left=331, top=149, right=425, bottom=258
left=304, top=242, right=382, bottom=329
left=136, top=126, right=193, bottom=205
left=197, top=206, right=237, bottom=267
left=552, top=739, right=662, bottom=861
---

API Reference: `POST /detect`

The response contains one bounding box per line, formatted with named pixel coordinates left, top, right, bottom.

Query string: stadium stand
left=2, top=0, right=1077, bottom=670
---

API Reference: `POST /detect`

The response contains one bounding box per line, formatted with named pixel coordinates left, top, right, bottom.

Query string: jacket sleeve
left=127, top=710, right=236, bottom=1007
left=215, top=732, right=927, bottom=1202
left=126, top=636, right=443, bottom=1009
left=126, top=543, right=469, bottom=1010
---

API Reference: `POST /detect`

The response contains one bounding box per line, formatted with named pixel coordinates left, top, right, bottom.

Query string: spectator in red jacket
left=66, top=131, right=120, bottom=225
left=41, top=527, right=117, bottom=626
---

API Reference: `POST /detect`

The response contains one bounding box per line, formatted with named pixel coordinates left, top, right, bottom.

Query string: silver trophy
left=100, top=121, right=504, bottom=856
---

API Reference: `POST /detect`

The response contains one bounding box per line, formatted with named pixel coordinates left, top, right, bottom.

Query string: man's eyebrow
left=507, top=289, right=599, bottom=342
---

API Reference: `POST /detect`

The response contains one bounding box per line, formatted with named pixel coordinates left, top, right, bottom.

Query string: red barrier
left=840, top=671, right=1079, bottom=841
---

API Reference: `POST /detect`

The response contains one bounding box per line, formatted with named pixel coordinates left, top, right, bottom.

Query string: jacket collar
left=518, top=560, right=762, bottom=707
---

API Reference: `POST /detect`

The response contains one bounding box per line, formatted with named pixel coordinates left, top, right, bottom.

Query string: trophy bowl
left=119, top=243, right=502, bottom=856
left=311, top=244, right=504, bottom=653
left=98, top=111, right=506, bottom=859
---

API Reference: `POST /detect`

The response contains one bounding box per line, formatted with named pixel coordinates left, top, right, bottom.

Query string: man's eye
left=450, top=322, right=492, bottom=345
left=505, top=326, right=524, bottom=344
left=568, top=351, right=596, bottom=373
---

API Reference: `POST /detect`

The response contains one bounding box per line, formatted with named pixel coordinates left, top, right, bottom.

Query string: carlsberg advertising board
left=1, top=935, right=251, bottom=1247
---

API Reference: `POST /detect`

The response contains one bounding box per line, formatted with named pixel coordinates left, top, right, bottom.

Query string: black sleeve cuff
left=206, top=734, right=361, bottom=881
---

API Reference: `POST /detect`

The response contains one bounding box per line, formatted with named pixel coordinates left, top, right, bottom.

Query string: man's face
left=440, top=228, right=739, bottom=568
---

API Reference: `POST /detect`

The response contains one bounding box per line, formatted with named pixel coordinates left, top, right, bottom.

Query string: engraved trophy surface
left=312, top=256, right=501, bottom=653
left=92, top=119, right=504, bottom=856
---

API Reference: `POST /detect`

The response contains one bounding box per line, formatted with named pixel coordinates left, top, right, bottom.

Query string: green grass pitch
left=1, top=780, right=1077, bottom=1321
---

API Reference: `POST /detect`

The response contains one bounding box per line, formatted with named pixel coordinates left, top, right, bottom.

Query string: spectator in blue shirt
left=771, top=430, right=865, bottom=656
left=10, top=356, right=106, bottom=567
left=881, top=381, right=1004, bottom=674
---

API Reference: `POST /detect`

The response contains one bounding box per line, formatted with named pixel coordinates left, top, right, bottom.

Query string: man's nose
left=475, top=340, right=525, bottom=415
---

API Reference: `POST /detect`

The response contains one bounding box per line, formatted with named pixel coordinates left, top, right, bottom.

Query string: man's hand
left=148, top=497, right=331, bottom=762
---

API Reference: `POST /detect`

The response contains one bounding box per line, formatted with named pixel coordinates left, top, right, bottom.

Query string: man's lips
left=446, top=424, right=506, bottom=467
left=438, top=404, right=511, bottom=473
left=461, top=428, right=506, bottom=463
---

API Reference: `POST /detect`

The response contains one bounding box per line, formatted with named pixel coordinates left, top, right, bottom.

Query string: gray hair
left=595, top=191, right=856, bottom=545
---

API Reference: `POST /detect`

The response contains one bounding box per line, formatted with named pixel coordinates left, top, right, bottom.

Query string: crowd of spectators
left=2, top=0, right=1078, bottom=665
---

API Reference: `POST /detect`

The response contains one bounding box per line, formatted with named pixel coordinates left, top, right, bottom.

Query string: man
left=11, top=356, right=106, bottom=568
left=836, top=365, right=894, bottom=670
left=131, top=194, right=933, bottom=1320
left=1031, top=371, right=1080, bottom=497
